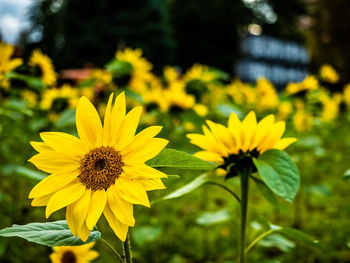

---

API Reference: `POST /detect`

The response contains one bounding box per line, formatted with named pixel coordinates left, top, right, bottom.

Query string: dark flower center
left=61, top=251, right=76, bottom=263
left=219, top=149, right=259, bottom=180
left=79, top=146, right=124, bottom=191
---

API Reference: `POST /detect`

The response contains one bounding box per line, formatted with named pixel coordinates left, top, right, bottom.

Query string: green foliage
left=0, top=221, right=101, bottom=247
left=146, top=148, right=215, bottom=170
left=253, top=150, right=300, bottom=202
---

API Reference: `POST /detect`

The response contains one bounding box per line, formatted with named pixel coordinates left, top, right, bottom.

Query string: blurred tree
left=28, top=0, right=174, bottom=70
left=168, top=0, right=255, bottom=73
left=307, top=0, right=350, bottom=83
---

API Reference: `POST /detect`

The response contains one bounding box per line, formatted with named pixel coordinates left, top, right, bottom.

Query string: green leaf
left=152, top=174, right=209, bottom=203
left=253, top=150, right=300, bottom=202
left=196, top=209, right=231, bottom=226
left=251, top=176, right=280, bottom=207
left=146, top=148, right=215, bottom=170
left=0, top=220, right=100, bottom=247
left=15, top=166, right=47, bottom=181
left=132, top=226, right=162, bottom=247
left=274, top=226, right=321, bottom=249
left=55, top=109, right=76, bottom=128
left=343, top=169, right=350, bottom=181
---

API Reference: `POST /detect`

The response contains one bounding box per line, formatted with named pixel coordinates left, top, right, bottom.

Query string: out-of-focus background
left=1, top=0, right=350, bottom=262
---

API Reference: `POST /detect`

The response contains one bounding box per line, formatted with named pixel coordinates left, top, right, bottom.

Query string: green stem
left=207, top=181, right=241, bottom=203
left=239, top=170, right=250, bottom=263
left=123, top=232, right=133, bottom=263
left=99, top=237, right=124, bottom=263
left=245, top=230, right=274, bottom=254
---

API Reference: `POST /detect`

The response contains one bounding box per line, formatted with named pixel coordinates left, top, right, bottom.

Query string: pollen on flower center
left=79, top=146, right=124, bottom=191
left=61, top=250, right=76, bottom=263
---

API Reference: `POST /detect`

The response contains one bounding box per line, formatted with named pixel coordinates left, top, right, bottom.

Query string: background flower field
left=1, top=0, right=350, bottom=262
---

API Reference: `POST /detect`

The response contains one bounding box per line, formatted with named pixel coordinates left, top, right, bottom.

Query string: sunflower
left=285, top=75, right=319, bottom=95
left=320, top=64, right=339, bottom=84
left=187, top=111, right=296, bottom=176
left=50, top=242, right=98, bottom=263
left=40, top=84, right=79, bottom=111
left=29, top=49, right=57, bottom=86
left=115, top=48, right=153, bottom=93
left=255, top=78, right=279, bottom=111
left=29, top=92, right=168, bottom=241
left=0, top=42, right=22, bottom=89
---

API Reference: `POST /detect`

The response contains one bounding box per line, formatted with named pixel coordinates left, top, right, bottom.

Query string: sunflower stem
left=123, top=232, right=133, bottom=263
left=239, top=169, right=250, bottom=263
left=99, top=237, right=124, bottom=263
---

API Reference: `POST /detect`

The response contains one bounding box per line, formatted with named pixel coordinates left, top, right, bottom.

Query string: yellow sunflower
left=115, top=48, right=153, bottom=93
left=29, top=49, right=57, bottom=86
left=29, top=92, right=168, bottom=241
left=286, top=75, right=319, bottom=95
left=320, top=64, right=339, bottom=84
left=50, top=242, right=98, bottom=263
left=0, top=42, right=23, bottom=89
left=255, top=78, right=279, bottom=111
left=40, top=84, right=79, bottom=111
left=187, top=111, right=296, bottom=166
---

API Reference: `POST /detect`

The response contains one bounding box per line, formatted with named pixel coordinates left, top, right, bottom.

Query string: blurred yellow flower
left=90, top=69, right=112, bottom=85
left=226, top=79, right=245, bottom=105
left=277, top=101, right=293, bottom=120
left=50, top=242, right=98, bottom=263
left=187, top=111, right=296, bottom=164
left=184, top=64, right=217, bottom=83
left=193, top=104, right=208, bottom=116
left=293, top=101, right=313, bottom=132
left=29, top=93, right=168, bottom=241
left=286, top=75, right=319, bottom=95
left=115, top=48, right=153, bottom=93
left=40, top=84, right=79, bottom=111
left=0, top=42, right=22, bottom=89
left=22, top=90, right=38, bottom=107
left=320, top=64, right=339, bottom=84
left=319, top=92, right=342, bottom=123
left=256, top=78, right=279, bottom=110
left=29, top=49, right=57, bottom=86
left=344, top=84, right=350, bottom=107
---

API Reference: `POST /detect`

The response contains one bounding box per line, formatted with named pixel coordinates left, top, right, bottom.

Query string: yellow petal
left=31, top=194, right=52, bottom=207
left=46, top=180, right=85, bottom=218
left=273, top=137, right=297, bottom=150
left=249, top=114, right=275, bottom=151
left=121, top=126, right=163, bottom=155
left=30, top=141, right=52, bottom=152
left=86, top=190, right=107, bottom=230
left=103, top=93, right=114, bottom=146
left=123, top=138, right=168, bottom=164
left=66, top=204, right=78, bottom=237
left=114, top=106, right=142, bottom=150
left=76, top=96, right=103, bottom=148
left=28, top=151, right=80, bottom=174
left=109, top=92, right=126, bottom=146
left=40, top=132, right=88, bottom=157
left=206, top=121, right=234, bottom=152
left=133, top=126, right=163, bottom=141
left=83, top=251, right=99, bottom=261
left=194, top=151, right=224, bottom=163
left=122, top=165, right=167, bottom=179
left=258, top=121, right=286, bottom=152
left=67, top=189, right=91, bottom=237
left=228, top=112, right=242, bottom=150
left=240, top=111, right=257, bottom=152
left=139, top=178, right=166, bottom=191
left=116, top=177, right=150, bottom=207
left=103, top=204, right=129, bottom=241
left=78, top=221, right=91, bottom=242
left=29, top=170, right=80, bottom=198
left=107, top=184, right=135, bottom=226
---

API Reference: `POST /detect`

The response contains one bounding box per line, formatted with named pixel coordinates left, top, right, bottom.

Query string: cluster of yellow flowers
left=2, top=42, right=350, bottom=135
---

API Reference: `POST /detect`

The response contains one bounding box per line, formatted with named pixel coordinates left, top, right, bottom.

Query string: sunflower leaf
left=0, top=220, right=100, bottom=247
left=152, top=173, right=209, bottom=204
left=253, top=149, right=300, bottom=203
left=146, top=148, right=215, bottom=170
